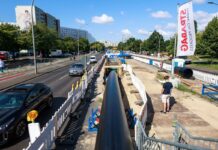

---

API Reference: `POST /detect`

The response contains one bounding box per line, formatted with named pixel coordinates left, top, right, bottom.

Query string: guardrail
left=25, top=56, right=105, bottom=150
left=135, top=120, right=209, bottom=150
left=173, top=120, right=218, bottom=149
left=95, top=71, right=134, bottom=150
left=131, top=54, right=218, bottom=85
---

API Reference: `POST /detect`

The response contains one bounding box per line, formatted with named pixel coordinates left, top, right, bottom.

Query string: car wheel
left=47, top=96, right=53, bottom=108
left=15, top=120, right=27, bottom=138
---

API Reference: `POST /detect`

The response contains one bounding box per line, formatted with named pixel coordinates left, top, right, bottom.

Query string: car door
left=37, top=85, right=49, bottom=106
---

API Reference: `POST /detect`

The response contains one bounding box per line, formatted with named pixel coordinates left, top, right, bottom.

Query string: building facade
left=15, top=6, right=60, bottom=33
left=60, top=27, right=95, bottom=43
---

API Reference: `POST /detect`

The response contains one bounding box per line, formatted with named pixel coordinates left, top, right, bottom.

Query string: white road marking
left=59, top=74, right=68, bottom=80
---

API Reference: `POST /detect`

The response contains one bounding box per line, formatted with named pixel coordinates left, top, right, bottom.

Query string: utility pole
left=31, top=0, right=37, bottom=74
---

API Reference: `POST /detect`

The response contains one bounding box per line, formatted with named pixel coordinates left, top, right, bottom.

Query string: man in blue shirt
left=161, top=76, right=173, bottom=113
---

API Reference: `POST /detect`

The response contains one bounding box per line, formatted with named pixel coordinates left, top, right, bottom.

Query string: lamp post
left=31, top=0, right=37, bottom=74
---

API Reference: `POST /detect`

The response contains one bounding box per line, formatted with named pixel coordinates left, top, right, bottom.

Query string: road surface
left=0, top=53, right=103, bottom=150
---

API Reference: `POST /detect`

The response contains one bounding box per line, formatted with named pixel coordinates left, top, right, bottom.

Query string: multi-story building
left=15, top=6, right=60, bottom=33
left=60, top=27, right=95, bottom=43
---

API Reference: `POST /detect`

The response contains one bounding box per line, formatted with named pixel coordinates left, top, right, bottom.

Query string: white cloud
left=137, top=29, right=151, bottom=35
left=166, top=23, right=177, bottom=30
left=154, top=25, right=162, bottom=30
left=157, top=29, right=174, bottom=38
left=151, top=11, right=172, bottom=18
left=193, top=0, right=206, bottom=4
left=75, top=18, right=86, bottom=25
left=121, top=29, right=132, bottom=36
left=153, top=24, right=176, bottom=39
left=120, top=11, right=124, bottom=15
left=92, top=14, right=114, bottom=24
left=194, top=11, right=218, bottom=31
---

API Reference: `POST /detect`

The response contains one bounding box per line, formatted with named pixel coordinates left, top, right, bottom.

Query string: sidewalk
left=127, top=59, right=218, bottom=140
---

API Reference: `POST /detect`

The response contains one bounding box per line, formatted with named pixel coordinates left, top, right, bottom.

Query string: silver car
left=69, top=63, right=85, bottom=76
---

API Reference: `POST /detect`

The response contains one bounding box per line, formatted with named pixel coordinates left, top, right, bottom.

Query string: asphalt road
left=0, top=53, right=103, bottom=150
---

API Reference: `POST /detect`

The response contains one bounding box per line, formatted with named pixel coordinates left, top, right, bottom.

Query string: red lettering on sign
left=180, top=9, right=188, bottom=51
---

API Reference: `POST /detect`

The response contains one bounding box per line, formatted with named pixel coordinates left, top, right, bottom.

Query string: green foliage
left=194, top=20, right=198, bottom=34
left=166, top=36, right=176, bottom=56
left=117, top=37, right=142, bottom=52
left=0, top=24, right=20, bottom=51
left=201, top=17, right=218, bottom=58
left=79, top=38, right=90, bottom=52
left=147, top=30, right=165, bottom=53
left=33, top=23, right=58, bottom=57
left=90, top=42, right=105, bottom=51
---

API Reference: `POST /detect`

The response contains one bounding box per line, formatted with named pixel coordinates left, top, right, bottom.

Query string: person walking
left=0, top=59, right=5, bottom=73
left=161, top=76, right=173, bottom=113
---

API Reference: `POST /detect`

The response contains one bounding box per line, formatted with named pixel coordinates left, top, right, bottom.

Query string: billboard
left=177, top=1, right=196, bottom=56
left=16, top=6, right=33, bottom=30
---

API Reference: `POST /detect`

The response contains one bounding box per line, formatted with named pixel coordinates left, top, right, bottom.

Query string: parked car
left=49, top=50, right=63, bottom=57
left=0, top=83, right=53, bottom=145
left=90, top=55, right=97, bottom=63
left=69, top=63, right=85, bottom=76
left=0, top=51, right=9, bottom=60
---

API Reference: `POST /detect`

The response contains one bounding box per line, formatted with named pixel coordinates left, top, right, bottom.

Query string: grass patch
left=156, top=72, right=165, bottom=80
left=189, top=64, right=218, bottom=71
left=177, top=83, right=197, bottom=95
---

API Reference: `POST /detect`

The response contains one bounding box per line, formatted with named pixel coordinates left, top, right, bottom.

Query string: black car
left=0, top=83, right=53, bottom=145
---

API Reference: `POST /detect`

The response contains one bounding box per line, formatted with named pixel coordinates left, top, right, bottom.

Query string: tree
left=195, top=32, right=206, bottom=55
left=166, top=36, right=176, bottom=56
left=90, top=42, right=105, bottom=51
left=17, top=30, right=31, bottom=50
left=33, top=23, right=58, bottom=57
left=202, top=17, right=218, bottom=58
left=79, top=38, right=90, bottom=52
left=0, top=24, right=20, bottom=52
left=147, top=30, right=165, bottom=53
left=194, top=20, right=198, bottom=34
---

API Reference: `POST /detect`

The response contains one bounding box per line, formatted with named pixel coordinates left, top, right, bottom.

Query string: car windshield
left=90, top=56, right=96, bottom=59
left=71, top=64, right=83, bottom=68
left=0, top=92, right=26, bottom=109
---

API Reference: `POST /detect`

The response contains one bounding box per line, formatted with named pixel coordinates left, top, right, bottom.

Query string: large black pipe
left=95, top=71, right=134, bottom=150
left=174, top=67, right=193, bottom=79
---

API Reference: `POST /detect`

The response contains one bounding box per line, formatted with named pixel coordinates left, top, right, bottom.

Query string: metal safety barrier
left=135, top=120, right=210, bottom=150
left=95, top=71, right=134, bottom=150
left=25, top=55, right=105, bottom=150
left=131, top=54, right=218, bottom=85
left=173, top=121, right=218, bottom=149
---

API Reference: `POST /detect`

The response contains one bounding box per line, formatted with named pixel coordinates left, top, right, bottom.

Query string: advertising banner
left=177, top=1, right=196, bottom=56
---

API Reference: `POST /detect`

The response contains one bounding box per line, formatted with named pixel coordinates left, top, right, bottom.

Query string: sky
left=0, top=0, right=218, bottom=43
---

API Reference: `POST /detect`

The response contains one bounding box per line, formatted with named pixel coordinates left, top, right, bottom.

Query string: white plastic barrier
left=131, top=55, right=218, bottom=85
left=25, top=56, right=105, bottom=150
left=123, top=64, right=148, bottom=127
left=132, top=56, right=150, bottom=64
left=193, top=70, right=218, bottom=85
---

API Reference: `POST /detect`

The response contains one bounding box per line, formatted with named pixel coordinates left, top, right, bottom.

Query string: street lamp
left=31, top=0, right=37, bottom=74
left=208, top=1, right=218, bottom=5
